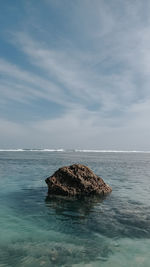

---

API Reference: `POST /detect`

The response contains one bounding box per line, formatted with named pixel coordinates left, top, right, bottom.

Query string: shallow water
left=0, top=151, right=150, bottom=266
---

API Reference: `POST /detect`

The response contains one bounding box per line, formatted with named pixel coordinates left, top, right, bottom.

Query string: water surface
left=0, top=151, right=150, bottom=266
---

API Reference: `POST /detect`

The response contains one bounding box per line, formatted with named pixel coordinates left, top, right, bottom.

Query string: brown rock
left=45, top=164, right=112, bottom=197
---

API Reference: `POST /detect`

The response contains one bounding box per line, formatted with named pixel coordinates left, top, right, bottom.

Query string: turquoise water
left=0, top=151, right=150, bottom=266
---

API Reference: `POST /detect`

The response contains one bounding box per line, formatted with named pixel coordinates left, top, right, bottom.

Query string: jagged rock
left=45, top=164, right=112, bottom=197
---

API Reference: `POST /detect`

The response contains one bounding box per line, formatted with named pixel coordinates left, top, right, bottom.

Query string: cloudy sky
left=0, top=0, right=150, bottom=150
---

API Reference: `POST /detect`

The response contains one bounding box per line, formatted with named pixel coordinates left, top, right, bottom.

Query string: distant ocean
left=1, top=149, right=150, bottom=153
left=0, top=150, right=150, bottom=266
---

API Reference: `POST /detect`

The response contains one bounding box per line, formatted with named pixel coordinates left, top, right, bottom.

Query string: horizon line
left=0, top=148, right=150, bottom=153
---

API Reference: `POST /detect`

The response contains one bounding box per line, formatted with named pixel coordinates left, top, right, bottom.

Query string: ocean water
left=0, top=151, right=150, bottom=267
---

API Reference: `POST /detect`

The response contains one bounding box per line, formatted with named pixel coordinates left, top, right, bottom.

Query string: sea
left=0, top=150, right=150, bottom=267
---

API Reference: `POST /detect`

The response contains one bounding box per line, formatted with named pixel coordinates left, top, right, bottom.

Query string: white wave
left=74, top=149, right=150, bottom=153
left=0, top=148, right=65, bottom=152
left=0, top=148, right=150, bottom=153
left=38, top=149, right=64, bottom=152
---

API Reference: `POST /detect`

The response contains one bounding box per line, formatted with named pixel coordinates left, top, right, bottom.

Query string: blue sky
left=0, top=0, right=150, bottom=149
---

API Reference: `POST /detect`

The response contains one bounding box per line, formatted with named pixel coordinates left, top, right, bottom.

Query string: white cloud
left=0, top=58, right=72, bottom=106
left=10, top=32, right=138, bottom=113
left=1, top=101, right=150, bottom=150
left=1, top=0, right=150, bottom=149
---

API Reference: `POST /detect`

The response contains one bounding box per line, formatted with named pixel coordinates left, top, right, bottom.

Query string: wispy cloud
left=10, top=33, right=136, bottom=113
left=0, top=58, right=71, bottom=106
left=1, top=0, right=150, bottom=148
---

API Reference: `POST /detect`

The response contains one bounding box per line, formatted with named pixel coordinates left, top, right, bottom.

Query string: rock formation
left=45, top=164, right=112, bottom=197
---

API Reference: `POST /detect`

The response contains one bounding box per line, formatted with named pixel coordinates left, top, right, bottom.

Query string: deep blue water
left=0, top=151, right=150, bottom=266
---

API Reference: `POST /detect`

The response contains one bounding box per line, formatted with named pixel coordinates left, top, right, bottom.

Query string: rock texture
left=45, top=164, right=112, bottom=197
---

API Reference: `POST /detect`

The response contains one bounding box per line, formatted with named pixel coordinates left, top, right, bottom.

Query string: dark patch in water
left=0, top=240, right=113, bottom=266
left=6, top=187, right=150, bottom=241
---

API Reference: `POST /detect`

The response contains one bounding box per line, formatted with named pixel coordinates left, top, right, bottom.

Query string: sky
left=0, top=0, right=150, bottom=150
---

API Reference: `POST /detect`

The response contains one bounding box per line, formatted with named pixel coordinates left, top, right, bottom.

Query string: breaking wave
left=0, top=149, right=150, bottom=153
left=74, top=149, right=150, bottom=153
left=0, top=148, right=65, bottom=152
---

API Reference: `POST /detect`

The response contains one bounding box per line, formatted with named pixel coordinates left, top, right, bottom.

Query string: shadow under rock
left=45, top=194, right=106, bottom=218
left=7, top=186, right=150, bottom=240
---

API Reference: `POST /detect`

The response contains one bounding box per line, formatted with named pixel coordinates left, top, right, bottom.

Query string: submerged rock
left=45, top=164, right=112, bottom=197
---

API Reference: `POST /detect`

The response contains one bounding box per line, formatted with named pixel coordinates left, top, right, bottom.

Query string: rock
left=45, top=164, right=112, bottom=197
